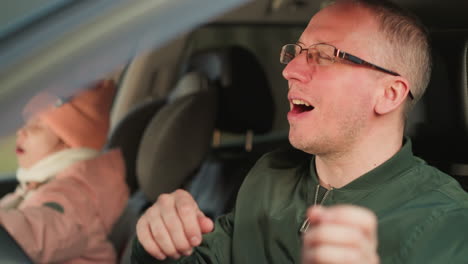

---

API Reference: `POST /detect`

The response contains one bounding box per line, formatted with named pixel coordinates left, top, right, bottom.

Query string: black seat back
left=136, top=71, right=217, bottom=202
left=109, top=71, right=217, bottom=261
left=406, top=31, right=468, bottom=190
left=185, top=46, right=281, bottom=219
left=106, top=99, right=166, bottom=193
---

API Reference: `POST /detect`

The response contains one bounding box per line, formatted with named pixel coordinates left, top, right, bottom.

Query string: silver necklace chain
left=299, top=184, right=333, bottom=233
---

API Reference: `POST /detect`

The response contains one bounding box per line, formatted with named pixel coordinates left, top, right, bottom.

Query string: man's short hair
left=327, top=0, right=432, bottom=111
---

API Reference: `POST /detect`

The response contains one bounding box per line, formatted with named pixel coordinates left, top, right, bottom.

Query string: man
left=132, top=0, right=468, bottom=263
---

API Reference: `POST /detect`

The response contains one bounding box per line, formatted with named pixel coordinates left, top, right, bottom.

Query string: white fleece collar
left=16, top=148, right=99, bottom=186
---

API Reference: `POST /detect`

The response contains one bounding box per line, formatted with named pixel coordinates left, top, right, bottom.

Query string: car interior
left=0, top=0, right=467, bottom=263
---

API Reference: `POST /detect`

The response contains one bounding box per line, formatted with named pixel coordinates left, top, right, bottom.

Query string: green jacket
left=132, top=140, right=468, bottom=263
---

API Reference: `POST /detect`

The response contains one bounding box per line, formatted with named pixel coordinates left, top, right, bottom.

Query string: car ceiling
left=217, top=0, right=468, bottom=29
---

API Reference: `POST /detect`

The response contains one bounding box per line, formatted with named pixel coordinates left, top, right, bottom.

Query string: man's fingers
left=173, top=190, right=205, bottom=247
left=303, top=245, right=362, bottom=264
left=303, top=223, right=369, bottom=249
left=135, top=189, right=208, bottom=260
left=303, top=205, right=379, bottom=264
left=307, top=205, right=377, bottom=241
left=136, top=215, right=167, bottom=260
left=161, top=201, right=193, bottom=256
left=149, top=210, right=181, bottom=259
left=198, top=214, right=214, bottom=234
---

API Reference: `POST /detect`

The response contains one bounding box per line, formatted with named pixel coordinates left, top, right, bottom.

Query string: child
left=0, top=80, right=129, bottom=263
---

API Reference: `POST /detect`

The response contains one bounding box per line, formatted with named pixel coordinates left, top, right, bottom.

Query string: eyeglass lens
left=280, top=44, right=334, bottom=65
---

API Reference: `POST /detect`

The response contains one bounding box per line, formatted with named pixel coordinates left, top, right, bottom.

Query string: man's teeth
left=292, top=99, right=311, bottom=107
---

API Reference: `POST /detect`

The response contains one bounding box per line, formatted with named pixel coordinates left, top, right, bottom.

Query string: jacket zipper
left=299, top=184, right=333, bottom=233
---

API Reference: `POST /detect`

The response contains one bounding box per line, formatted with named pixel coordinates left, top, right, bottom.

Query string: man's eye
left=318, top=52, right=332, bottom=59
left=286, top=53, right=295, bottom=59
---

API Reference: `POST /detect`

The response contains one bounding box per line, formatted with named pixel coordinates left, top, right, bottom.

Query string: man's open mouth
left=291, top=99, right=314, bottom=114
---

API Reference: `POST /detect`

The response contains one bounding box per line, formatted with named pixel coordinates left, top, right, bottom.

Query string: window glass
left=0, top=0, right=73, bottom=38
left=0, top=134, right=17, bottom=177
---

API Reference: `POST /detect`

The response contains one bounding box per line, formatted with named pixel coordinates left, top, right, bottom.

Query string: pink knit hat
left=23, top=80, right=116, bottom=150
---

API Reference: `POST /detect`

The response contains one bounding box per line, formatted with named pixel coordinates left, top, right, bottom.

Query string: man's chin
left=289, top=133, right=329, bottom=155
left=289, top=134, right=311, bottom=153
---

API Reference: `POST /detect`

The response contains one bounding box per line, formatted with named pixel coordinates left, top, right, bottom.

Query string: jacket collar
left=307, top=137, right=419, bottom=202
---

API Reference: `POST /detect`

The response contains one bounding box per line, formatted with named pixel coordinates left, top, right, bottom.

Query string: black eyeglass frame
left=281, top=43, right=414, bottom=100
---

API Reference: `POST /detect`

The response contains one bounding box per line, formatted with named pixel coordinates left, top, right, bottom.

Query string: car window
left=0, top=134, right=17, bottom=176
left=0, top=0, right=74, bottom=39
left=0, top=0, right=251, bottom=177
left=0, top=0, right=250, bottom=137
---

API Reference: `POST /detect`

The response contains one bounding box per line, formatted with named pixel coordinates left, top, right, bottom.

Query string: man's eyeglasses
left=280, top=43, right=413, bottom=100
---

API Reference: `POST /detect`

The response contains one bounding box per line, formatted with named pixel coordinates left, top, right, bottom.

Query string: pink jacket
left=0, top=149, right=129, bottom=263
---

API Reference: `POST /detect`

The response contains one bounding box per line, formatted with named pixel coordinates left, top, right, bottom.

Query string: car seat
left=108, top=70, right=217, bottom=262
left=106, top=99, right=167, bottom=194
left=406, top=30, right=468, bottom=190
left=111, top=45, right=281, bottom=262
left=183, top=45, right=290, bottom=219
left=136, top=71, right=217, bottom=202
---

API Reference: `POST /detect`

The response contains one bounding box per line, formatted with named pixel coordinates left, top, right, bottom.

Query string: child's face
left=16, top=117, right=68, bottom=169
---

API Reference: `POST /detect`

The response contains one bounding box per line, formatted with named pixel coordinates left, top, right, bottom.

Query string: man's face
left=283, top=4, right=385, bottom=155
left=16, top=117, right=67, bottom=169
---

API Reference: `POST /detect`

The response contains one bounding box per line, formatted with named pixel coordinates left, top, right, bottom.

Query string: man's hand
left=302, top=205, right=379, bottom=264
left=136, top=189, right=214, bottom=260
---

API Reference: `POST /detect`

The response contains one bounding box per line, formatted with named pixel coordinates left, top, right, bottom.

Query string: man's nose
left=282, top=52, right=312, bottom=83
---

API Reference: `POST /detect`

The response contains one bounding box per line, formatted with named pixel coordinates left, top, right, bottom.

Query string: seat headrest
left=187, top=45, right=274, bottom=134
left=137, top=72, right=217, bottom=201
left=105, top=99, right=166, bottom=193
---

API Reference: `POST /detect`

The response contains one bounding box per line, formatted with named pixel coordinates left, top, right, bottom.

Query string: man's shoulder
left=403, top=161, right=468, bottom=209
left=400, top=184, right=468, bottom=262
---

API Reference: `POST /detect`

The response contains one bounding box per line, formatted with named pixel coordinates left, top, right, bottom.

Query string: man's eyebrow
left=296, top=40, right=306, bottom=46
left=296, top=40, right=328, bottom=46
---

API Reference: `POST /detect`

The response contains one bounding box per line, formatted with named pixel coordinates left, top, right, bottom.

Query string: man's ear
left=374, top=77, right=410, bottom=115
